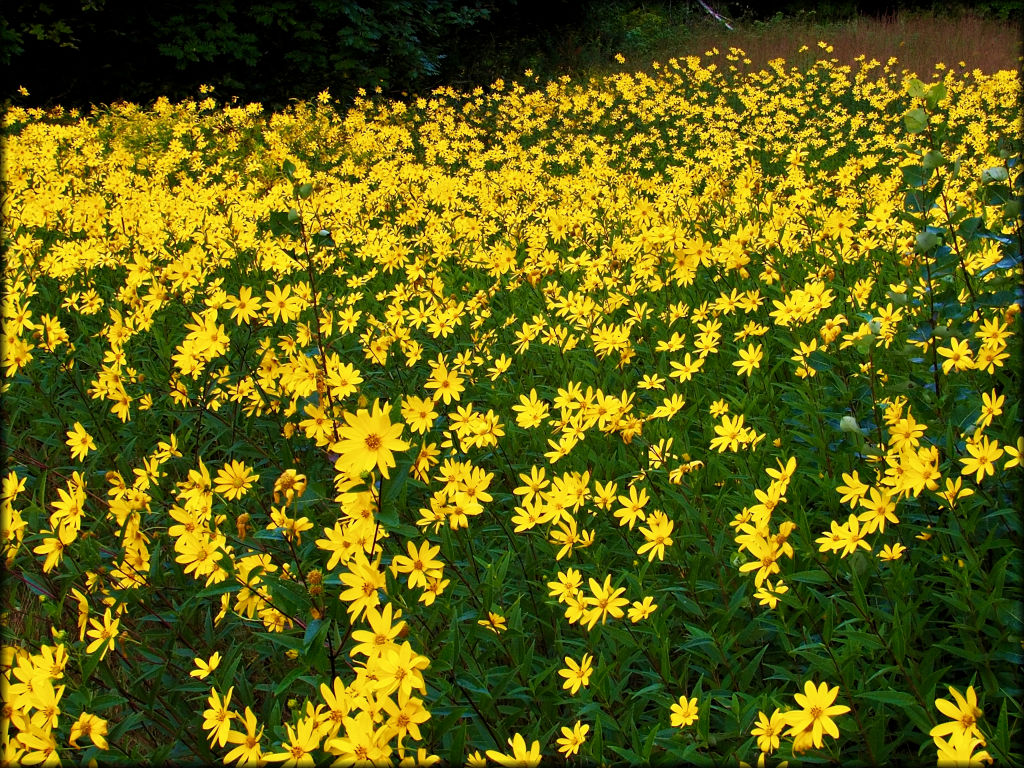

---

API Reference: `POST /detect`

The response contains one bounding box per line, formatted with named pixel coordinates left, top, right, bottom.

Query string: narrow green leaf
left=858, top=689, right=917, bottom=708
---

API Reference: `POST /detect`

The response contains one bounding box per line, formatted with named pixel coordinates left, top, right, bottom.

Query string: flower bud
left=839, top=415, right=862, bottom=433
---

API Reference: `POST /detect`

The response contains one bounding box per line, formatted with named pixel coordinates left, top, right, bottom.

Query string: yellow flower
left=69, top=712, right=109, bottom=750
left=1003, top=436, right=1023, bottom=469
left=733, top=342, right=764, bottom=377
left=202, top=686, right=236, bottom=748
left=556, top=720, right=590, bottom=757
left=614, top=484, right=649, bottom=529
left=937, top=337, right=973, bottom=374
left=265, top=715, right=320, bottom=767
left=391, top=539, right=444, bottom=589
left=378, top=642, right=430, bottom=704
left=338, top=552, right=387, bottom=620
left=485, top=733, right=542, bottom=768
left=976, top=390, right=1004, bottom=429
left=84, top=607, right=120, bottom=660
left=331, top=399, right=409, bottom=480
left=401, top=394, right=439, bottom=434
left=224, top=285, right=262, bottom=324
left=213, top=460, right=259, bottom=500
left=857, top=487, right=899, bottom=534
left=782, top=680, right=851, bottom=749
left=960, top=435, right=1003, bottom=484
left=934, top=729, right=992, bottom=767
left=754, top=579, right=789, bottom=609
left=637, top=510, right=674, bottom=561
left=670, top=695, right=699, bottom=728
left=751, top=708, right=786, bottom=753
left=14, top=724, right=57, bottom=765
left=424, top=358, right=465, bottom=405
left=478, top=611, right=507, bottom=634
left=710, top=413, right=748, bottom=453
left=190, top=651, right=222, bottom=679
left=419, top=575, right=449, bottom=606
left=558, top=652, right=594, bottom=695
left=273, top=469, right=307, bottom=504
left=263, top=283, right=304, bottom=324
left=324, top=709, right=391, bottom=764
left=66, top=422, right=97, bottom=461
left=583, top=575, right=629, bottom=629
left=628, top=596, right=658, bottom=622
left=835, top=470, right=869, bottom=507
left=930, top=685, right=984, bottom=741
left=224, top=706, right=264, bottom=766
left=878, top=542, right=907, bottom=561
left=27, top=678, right=64, bottom=730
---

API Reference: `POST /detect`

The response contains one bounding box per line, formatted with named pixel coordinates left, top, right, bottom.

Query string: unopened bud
left=839, top=415, right=862, bottom=433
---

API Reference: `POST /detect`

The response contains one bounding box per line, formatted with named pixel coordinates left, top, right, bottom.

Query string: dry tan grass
left=661, top=12, right=1022, bottom=77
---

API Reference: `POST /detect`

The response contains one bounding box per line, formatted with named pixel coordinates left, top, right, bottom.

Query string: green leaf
left=980, top=166, right=1009, bottom=184
left=788, top=570, right=831, bottom=585
left=18, top=572, right=56, bottom=600
left=957, top=216, right=985, bottom=241
left=993, top=697, right=1010, bottom=758
left=925, top=83, right=947, bottom=109
left=858, top=689, right=917, bottom=708
left=267, top=209, right=300, bottom=237
left=302, top=619, right=325, bottom=650
left=379, top=452, right=414, bottom=529
left=447, top=722, right=467, bottom=765
left=922, top=150, right=945, bottom=170
left=904, top=108, right=928, bottom=134
left=80, top=649, right=103, bottom=684
left=105, top=710, right=147, bottom=743
left=273, top=665, right=309, bottom=697
left=262, top=632, right=304, bottom=652
left=901, top=164, right=929, bottom=188
left=980, top=183, right=1014, bottom=206
left=195, top=580, right=242, bottom=599
left=608, top=745, right=643, bottom=763
left=915, top=231, right=941, bottom=253
left=907, top=78, right=926, bottom=98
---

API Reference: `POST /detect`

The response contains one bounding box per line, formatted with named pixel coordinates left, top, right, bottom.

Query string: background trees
left=1, top=0, right=1020, bottom=109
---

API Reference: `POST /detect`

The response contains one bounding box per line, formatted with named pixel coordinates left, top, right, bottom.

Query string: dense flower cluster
left=2, top=45, right=1020, bottom=766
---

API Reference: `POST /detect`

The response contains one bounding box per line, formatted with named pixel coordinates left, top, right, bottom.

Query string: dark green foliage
left=0, top=0, right=494, bottom=108
left=2, top=0, right=1020, bottom=109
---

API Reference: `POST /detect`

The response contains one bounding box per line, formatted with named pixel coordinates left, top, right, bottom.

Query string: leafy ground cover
left=2, top=46, right=1022, bottom=766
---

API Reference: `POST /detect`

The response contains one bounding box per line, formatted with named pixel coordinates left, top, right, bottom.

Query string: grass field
left=2, top=25, right=1022, bottom=768
left=604, top=11, right=1024, bottom=78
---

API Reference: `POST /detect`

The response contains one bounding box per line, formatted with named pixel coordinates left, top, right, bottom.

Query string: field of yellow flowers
left=2, top=48, right=1022, bottom=767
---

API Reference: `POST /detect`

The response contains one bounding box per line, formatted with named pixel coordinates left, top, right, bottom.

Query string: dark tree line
left=1, top=0, right=1018, bottom=109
